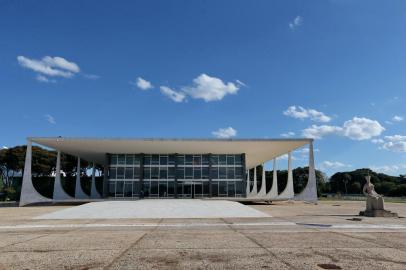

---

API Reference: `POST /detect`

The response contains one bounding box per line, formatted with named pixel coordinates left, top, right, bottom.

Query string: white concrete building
left=20, top=137, right=317, bottom=206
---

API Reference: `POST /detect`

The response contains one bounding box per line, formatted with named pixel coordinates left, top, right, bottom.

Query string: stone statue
left=360, top=175, right=397, bottom=217
left=362, top=175, right=384, bottom=211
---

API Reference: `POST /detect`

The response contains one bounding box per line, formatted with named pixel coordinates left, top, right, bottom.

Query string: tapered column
left=75, top=157, right=88, bottom=199
left=267, top=158, right=278, bottom=199
left=295, top=141, right=318, bottom=202
left=91, top=163, right=101, bottom=199
left=277, top=152, right=294, bottom=200
left=257, top=164, right=267, bottom=198
left=252, top=166, right=258, bottom=195
left=19, top=140, right=51, bottom=206
left=53, top=151, right=73, bottom=200
left=246, top=169, right=250, bottom=196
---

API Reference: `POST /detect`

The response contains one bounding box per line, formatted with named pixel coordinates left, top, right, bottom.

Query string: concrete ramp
left=35, top=199, right=269, bottom=219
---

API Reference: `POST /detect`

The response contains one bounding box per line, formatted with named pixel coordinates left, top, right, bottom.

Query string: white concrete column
left=257, top=163, right=267, bottom=198
left=267, top=158, right=278, bottom=199
left=19, top=140, right=51, bottom=206
left=53, top=151, right=73, bottom=200
left=295, top=141, right=318, bottom=202
left=246, top=169, right=250, bottom=196
left=91, top=162, right=101, bottom=199
left=74, top=157, right=88, bottom=199
left=252, top=166, right=258, bottom=195
left=278, top=152, right=294, bottom=200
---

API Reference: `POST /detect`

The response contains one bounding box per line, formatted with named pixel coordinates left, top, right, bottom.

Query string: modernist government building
left=20, top=137, right=317, bottom=206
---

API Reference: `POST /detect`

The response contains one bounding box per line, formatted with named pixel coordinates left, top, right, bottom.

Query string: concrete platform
left=35, top=199, right=270, bottom=219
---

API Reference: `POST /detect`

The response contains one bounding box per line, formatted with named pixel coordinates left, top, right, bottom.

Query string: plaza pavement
left=0, top=200, right=405, bottom=269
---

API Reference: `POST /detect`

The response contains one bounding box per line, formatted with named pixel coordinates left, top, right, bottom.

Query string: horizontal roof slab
left=30, top=137, right=311, bottom=169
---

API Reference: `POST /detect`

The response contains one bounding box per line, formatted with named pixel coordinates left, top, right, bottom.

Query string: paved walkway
left=0, top=201, right=405, bottom=269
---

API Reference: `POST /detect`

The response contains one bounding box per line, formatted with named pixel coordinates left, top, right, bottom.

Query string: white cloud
left=289, top=16, right=303, bottom=30
left=281, top=131, right=295, bottom=138
left=2, top=146, right=8, bottom=150
left=302, top=125, right=343, bottom=139
left=370, top=164, right=406, bottom=175
left=341, top=117, right=385, bottom=140
left=134, top=77, right=153, bottom=90
left=320, top=161, right=352, bottom=170
left=283, top=106, right=331, bottom=122
left=212, top=127, right=237, bottom=138
left=159, top=86, right=186, bottom=103
left=159, top=74, right=241, bottom=102
left=371, top=138, right=384, bottom=144
left=380, top=135, right=406, bottom=153
left=36, top=75, right=56, bottom=83
left=182, top=74, right=239, bottom=102
left=392, top=115, right=404, bottom=122
left=44, top=114, right=56, bottom=124
left=302, top=117, right=385, bottom=140
left=17, top=56, right=79, bottom=78
left=236, top=79, right=246, bottom=87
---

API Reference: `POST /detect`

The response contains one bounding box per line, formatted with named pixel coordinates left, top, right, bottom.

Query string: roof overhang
left=30, top=137, right=312, bottom=169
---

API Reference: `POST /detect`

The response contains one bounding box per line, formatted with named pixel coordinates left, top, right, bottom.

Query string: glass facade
left=108, top=153, right=245, bottom=198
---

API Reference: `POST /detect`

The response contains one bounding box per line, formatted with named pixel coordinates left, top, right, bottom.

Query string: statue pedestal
left=359, top=196, right=398, bottom=217
left=359, top=209, right=398, bottom=217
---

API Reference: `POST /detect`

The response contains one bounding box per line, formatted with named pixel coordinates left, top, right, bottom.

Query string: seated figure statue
left=362, top=175, right=384, bottom=211
left=360, top=175, right=397, bottom=217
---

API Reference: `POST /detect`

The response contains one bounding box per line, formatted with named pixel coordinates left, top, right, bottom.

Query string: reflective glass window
left=194, top=168, right=201, bottom=179
left=144, top=155, right=151, bottom=165
left=219, top=155, right=227, bottom=165
left=134, top=167, right=140, bottom=178
left=125, top=167, right=133, bottom=179
left=151, top=167, right=159, bottom=179
left=151, top=155, right=159, bottom=165
left=176, top=167, right=184, bottom=179
left=185, top=155, right=193, bottom=165
left=227, top=155, right=234, bottom=165
left=219, top=182, right=227, bottom=195
left=176, top=155, right=185, bottom=165
left=126, top=155, right=134, bottom=165
left=235, top=155, right=242, bottom=165
left=160, top=156, right=168, bottom=165
left=168, top=167, right=175, bottom=178
left=210, top=167, right=218, bottom=179
left=168, top=155, right=175, bottom=165
left=124, top=181, right=133, bottom=197
left=116, top=167, right=125, bottom=179
left=109, top=167, right=116, bottom=179
left=202, top=155, right=209, bottom=165
left=219, top=167, right=227, bottom=179
left=117, top=155, right=125, bottom=165
left=202, top=167, right=209, bottom=179
left=134, top=155, right=140, bottom=165
left=210, top=155, right=218, bottom=165
left=185, top=167, right=193, bottom=179
left=227, top=167, right=235, bottom=179
left=110, top=155, right=117, bottom=165
left=116, top=181, right=124, bottom=195
left=193, top=156, right=201, bottom=166
left=143, top=168, right=150, bottom=179
left=160, top=168, right=168, bottom=179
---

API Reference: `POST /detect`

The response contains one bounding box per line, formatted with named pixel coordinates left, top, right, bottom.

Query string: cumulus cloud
left=392, top=115, right=404, bottom=122
left=160, top=74, right=241, bottom=103
left=289, top=16, right=303, bottom=30
left=182, top=74, right=239, bottom=102
left=320, top=161, right=352, bottom=170
left=377, top=135, right=406, bottom=153
left=159, top=86, right=186, bottom=103
left=302, top=125, right=343, bottom=139
left=283, top=106, right=331, bottom=122
left=133, top=77, right=153, bottom=90
left=370, top=164, right=406, bottom=175
left=2, top=146, right=8, bottom=150
left=302, top=117, right=385, bottom=140
left=18, top=56, right=79, bottom=77
left=281, top=131, right=295, bottom=138
left=341, top=117, right=385, bottom=140
left=44, top=114, right=56, bottom=124
left=212, top=127, right=237, bottom=138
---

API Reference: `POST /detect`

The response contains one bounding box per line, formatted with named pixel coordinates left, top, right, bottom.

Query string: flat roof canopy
left=30, top=137, right=312, bottom=169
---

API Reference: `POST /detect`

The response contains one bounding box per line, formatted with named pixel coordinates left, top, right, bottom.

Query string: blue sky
left=1, top=0, right=406, bottom=175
